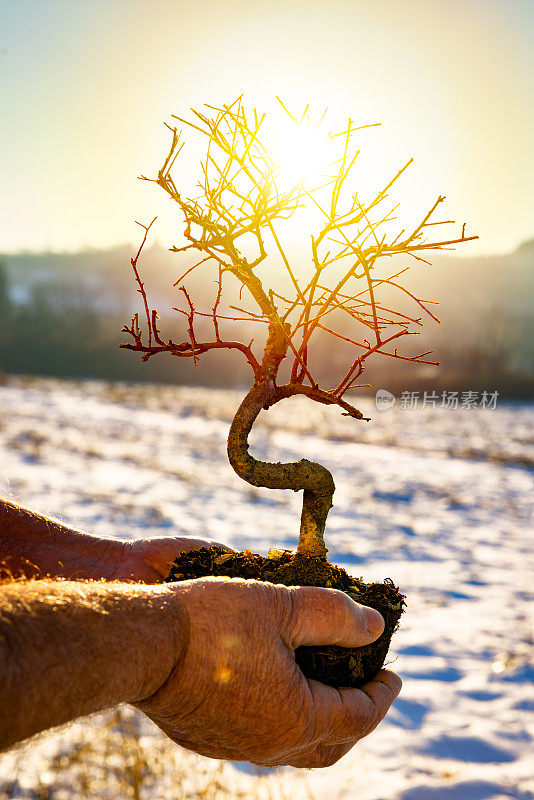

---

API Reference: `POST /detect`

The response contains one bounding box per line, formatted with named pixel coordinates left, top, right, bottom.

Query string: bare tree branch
left=122, top=99, right=477, bottom=557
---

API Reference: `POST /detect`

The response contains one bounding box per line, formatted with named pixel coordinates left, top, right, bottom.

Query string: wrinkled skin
left=0, top=498, right=401, bottom=766
left=0, top=496, right=229, bottom=583
left=138, top=577, right=402, bottom=768
left=108, top=536, right=232, bottom=583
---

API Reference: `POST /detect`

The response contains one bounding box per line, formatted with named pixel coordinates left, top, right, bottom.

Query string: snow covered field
left=0, top=376, right=533, bottom=800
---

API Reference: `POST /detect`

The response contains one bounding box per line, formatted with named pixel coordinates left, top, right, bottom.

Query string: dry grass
left=0, top=708, right=314, bottom=800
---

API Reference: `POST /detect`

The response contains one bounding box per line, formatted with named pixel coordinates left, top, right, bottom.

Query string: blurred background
left=1, top=4, right=533, bottom=799
left=0, top=0, right=533, bottom=396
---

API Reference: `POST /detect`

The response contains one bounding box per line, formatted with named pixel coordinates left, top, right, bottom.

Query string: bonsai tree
left=122, top=98, right=476, bottom=686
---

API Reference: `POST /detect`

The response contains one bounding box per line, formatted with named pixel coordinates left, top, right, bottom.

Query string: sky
left=0, top=0, right=533, bottom=255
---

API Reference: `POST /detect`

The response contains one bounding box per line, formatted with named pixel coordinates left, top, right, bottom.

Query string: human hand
left=136, top=577, right=401, bottom=767
left=107, top=536, right=233, bottom=583
left=0, top=497, right=231, bottom=583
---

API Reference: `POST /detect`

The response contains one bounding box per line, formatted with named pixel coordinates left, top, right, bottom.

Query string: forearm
left=0, top=499, right=124, bottom=579
left=0, top=580, right=187, bottom=750
left=0, top=499, right=225, bottom=583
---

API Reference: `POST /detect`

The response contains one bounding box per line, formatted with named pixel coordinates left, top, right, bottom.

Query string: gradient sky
left=1, top=0, right=533, bottom=255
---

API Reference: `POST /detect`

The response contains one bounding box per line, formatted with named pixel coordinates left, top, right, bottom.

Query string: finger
left=309, top=740, right=357, bottom=768
left=164, top=537, right=233, bottom=556
left=334, top=669, right=402, bottom=741
left=281, top=739, right=357, bottom=769
left=305, top=669, right=402, bottom=746
left=357, top=668, right=402, bottom=728
left=287, top=586, right=384, bottom=648
left=143, top=537, right=233, bottom=577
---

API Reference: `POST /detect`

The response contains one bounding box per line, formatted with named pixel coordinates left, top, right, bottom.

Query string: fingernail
left=363, top=606, right=384, bottom=637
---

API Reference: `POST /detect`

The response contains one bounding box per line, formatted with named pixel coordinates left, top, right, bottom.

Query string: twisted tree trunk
left=227, top=382, right=335, bottom=559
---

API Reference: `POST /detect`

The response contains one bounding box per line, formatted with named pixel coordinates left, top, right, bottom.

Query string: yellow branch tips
left=126, top=98, right=476, bottom=404
left=122, top=97, right=478, bottom=558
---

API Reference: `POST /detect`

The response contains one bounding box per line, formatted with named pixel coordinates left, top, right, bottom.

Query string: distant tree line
left=0, top=258, right=532, bottom=397
left=0, top=258, right=254, bottom=386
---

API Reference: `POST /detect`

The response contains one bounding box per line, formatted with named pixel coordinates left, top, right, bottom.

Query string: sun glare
left=268, top=115, right=333, bottom=194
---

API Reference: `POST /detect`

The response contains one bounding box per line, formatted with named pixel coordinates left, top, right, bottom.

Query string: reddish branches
left=122, top=98, right=477, bottom=418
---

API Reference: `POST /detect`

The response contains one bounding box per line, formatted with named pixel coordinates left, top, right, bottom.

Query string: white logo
left=375, top=389, right=396, bottom=411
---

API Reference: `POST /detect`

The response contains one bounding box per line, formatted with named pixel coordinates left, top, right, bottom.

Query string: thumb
left=286, top=586, right=385, bottom=649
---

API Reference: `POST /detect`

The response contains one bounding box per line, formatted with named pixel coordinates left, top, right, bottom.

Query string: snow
left=0, top=376, right=533, bottom=800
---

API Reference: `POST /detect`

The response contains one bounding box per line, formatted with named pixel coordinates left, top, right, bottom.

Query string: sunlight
left=151, top=98, right=459, bottom=260
left=268, top=113, right=333, bottom=195
left=259, top=110, right=336, bottom=242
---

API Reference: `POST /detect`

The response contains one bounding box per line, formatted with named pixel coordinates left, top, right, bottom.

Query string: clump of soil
left=166, top=547, right=405, bottom=688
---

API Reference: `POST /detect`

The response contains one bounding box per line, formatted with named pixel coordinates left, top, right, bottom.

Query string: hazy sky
left=1, top=0, right=533, bottom=255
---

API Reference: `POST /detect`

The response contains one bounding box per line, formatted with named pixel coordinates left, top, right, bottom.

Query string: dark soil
left=165, top=547, right=405, bottom=688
